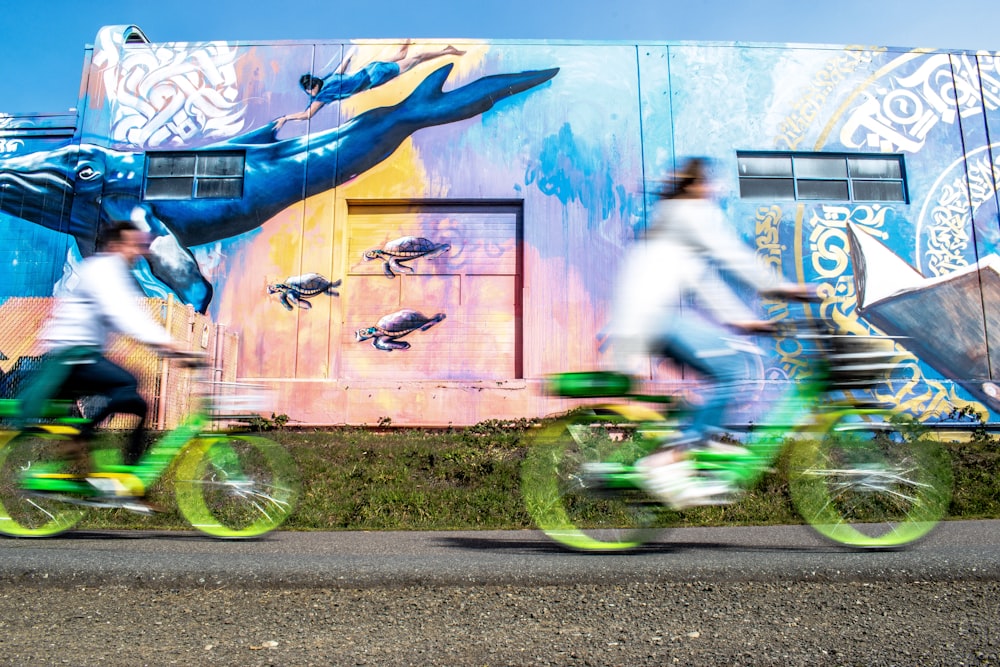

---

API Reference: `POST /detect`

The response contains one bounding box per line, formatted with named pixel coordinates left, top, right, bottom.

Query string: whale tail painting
left=0, top=62, right=559, bottom=313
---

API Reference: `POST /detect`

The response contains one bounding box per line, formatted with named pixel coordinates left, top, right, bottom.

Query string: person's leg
left=66, top=357, right=149, bottom=466
left=15, top=350, right=75, bottom=426
left=654, top=313, right=750, bottom=439
left=17, top=349, right=91, bottom=474
left=386, top=41, right=411, bottom=64
left=396, top=45, right=465, bottom=73
left=636, top=314, right=750, bottom=508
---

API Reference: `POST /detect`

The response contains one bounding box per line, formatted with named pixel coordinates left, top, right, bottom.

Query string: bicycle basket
left=819, top=333, right=900, bottom=390
left=200, top=381, right=277, bottom=423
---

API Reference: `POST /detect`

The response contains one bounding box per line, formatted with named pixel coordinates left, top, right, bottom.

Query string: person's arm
left=667, top=200, right=794, bottom=327
left=275, top=100, right=326, bottom=130
left=335, top=54, right=354, bottom=75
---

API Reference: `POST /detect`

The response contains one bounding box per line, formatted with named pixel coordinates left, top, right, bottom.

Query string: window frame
left=143, top=151, right=246, bottom=201
left=737, top=151, right=907, bottom=204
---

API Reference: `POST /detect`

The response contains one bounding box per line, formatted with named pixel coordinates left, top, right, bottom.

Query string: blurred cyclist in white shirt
left=18, top=219, right=187, bottom=475
left=608, top=158, right=811, bottom=508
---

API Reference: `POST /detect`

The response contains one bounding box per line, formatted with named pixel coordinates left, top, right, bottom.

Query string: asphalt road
left=1, top=520, right=998, bottom=588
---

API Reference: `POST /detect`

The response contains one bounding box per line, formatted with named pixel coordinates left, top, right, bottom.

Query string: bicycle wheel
left=522, top=405, right=671, bottom=551
left=174, top=434, right=301, bottom=539
left=0, top=431, right=85, bottom=537
left=789, top=411, right=952, bottom=548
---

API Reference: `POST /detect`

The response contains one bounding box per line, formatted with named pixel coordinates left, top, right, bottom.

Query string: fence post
left=155, top=294, right=175, bottom=430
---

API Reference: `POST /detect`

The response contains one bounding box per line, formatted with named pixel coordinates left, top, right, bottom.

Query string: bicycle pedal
left=120, top=499, right=167, bottom=515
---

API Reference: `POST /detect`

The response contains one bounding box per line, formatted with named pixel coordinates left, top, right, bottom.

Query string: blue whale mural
left=0, top=63, right=558, bottom=312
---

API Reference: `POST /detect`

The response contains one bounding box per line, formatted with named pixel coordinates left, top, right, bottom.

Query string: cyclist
left=608, top=157, right=811, bottom=508
left=17, top=217, right=188, bottom=489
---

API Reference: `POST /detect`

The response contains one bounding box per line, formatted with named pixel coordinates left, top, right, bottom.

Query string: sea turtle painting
left=355, top=310, right=446, bottom=350
left=364, top=236, right=451, bottom=278
left=267, top=273, right=341, bottom=310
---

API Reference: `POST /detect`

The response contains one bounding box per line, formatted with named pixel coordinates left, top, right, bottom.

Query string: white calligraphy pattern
left=840, top=51, right=1000, bottom=153
left=0, top=114, right=24, bottom=154
left=917, top=146, right=1000, bottom=275
left=94, top=27, right=245, bottom=148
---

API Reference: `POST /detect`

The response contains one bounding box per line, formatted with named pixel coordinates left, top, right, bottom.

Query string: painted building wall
left=1, top=25, right=999, bottom=426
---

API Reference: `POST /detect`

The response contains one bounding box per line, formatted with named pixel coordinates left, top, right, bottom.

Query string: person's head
left=100, top=221, right=152, bottom=266
left=299, top=74, right=324, bottom=95
left=657, top=157, right=714, bottom=200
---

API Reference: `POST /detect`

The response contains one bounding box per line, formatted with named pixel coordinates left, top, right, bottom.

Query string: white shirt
left=608, top=197, right=778, bottom=371
left=41, top=253, right=173, bottom=352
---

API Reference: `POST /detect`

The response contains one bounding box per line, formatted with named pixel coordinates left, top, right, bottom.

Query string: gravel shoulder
left=0, top=580, right=997, bottom=666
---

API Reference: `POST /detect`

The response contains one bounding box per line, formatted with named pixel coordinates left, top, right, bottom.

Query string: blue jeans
left=653, top=314, right=753, bottom=440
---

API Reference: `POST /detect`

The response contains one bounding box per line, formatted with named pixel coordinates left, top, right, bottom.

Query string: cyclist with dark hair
left=18, top=217, right=187, bottom=482
left=275, top=42, right=465, bottom=130
left=608, top=158, right=811, bottom=508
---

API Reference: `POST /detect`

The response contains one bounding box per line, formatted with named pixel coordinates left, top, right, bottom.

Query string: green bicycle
left=522, top=311, right=953, bottom=551
left=0, top=355, right=300, bottom=539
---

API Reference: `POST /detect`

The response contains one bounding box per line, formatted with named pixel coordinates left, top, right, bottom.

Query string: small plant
left=938, top=405, right=990, bottom=443
left=376, top=416, right=393, bottom=428
left=248, top=412, right=290, bottom=432
left=465, top=417, right=537, bottom=436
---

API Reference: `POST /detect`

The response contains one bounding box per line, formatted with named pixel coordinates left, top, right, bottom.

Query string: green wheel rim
left=522, top=407, right=669, bottom=551
left=0, top=432, right=84, bottom=537
left=174, top=435, right=300, bottom=539
left=789, top=412, right=952, bottom=548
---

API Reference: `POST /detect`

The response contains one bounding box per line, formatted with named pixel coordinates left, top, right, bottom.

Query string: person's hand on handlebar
left=731, top=320, right=779, bottom=335
left=157, top=342, right=192, bottom=357
left=763, top=282, right=820, bottom=303
left=156, top=343, right=209, bottom=366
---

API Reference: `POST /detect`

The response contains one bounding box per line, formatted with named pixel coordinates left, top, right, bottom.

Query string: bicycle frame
left=0, top=361, right=301, bottom=538
left=524, top=311, right=952, bottom=550
left=0, top=369, right=224, bottom=497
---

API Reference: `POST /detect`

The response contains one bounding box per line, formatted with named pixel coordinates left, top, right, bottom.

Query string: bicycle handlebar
left=160, top=350, right=210, bottom=369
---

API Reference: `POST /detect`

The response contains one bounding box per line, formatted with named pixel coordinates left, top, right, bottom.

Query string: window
left=737, top=152, right=906, bottom=203
left=144, top=152, right=245, bottom=200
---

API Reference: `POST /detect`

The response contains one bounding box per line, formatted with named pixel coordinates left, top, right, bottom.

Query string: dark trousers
left=21, top=350, right=149, bottom=465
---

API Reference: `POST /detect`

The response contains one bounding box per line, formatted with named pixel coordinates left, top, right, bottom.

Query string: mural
left=1, top=25, right=999, bottom=426
left=355, top=310, right=447, bottom=351
left=0, top=58, right=557, bottom=312
left=364, top=236, right=451, bottom=278
left=267, top=274, right=341, bottom=311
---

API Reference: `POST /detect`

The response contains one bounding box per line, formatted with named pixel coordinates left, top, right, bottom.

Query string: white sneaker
left=637, top=459, right=731, bottom=510
left=702, top=439, right=751, bottom=456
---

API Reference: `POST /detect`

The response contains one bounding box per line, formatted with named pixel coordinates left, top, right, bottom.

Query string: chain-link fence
left=0, top=295, right=239, bottom=429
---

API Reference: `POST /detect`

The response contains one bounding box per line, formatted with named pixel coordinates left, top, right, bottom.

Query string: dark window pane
left=795, top=157, right=847, bottom=178
left=849, top=157, right=901, bottom=179
left=853, top=180, right=905, bottom=201
left=739, top=156, right=792, bottom=177
left=145, top=177, right=193, bottom=199
left=147, top=155, right=195, bottom=177
left=197, top=154, right=244, bottom=176
left=797, top=179, right=849, bottom=200
left=196, top=177, right=243, bottom=199
left=739, top=177, right=795, bottom=199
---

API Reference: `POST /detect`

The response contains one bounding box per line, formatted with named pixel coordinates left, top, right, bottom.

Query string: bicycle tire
left=0, top=431, right=85, bottom=537
left=174, top=434, right=301, bottom=539
left=522, top=405, right=672, bottom=551
left=788, top=410, right=952, bottom=548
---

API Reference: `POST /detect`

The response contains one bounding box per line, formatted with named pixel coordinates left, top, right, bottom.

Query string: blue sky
left=2, top=0, right=999, bottom=113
